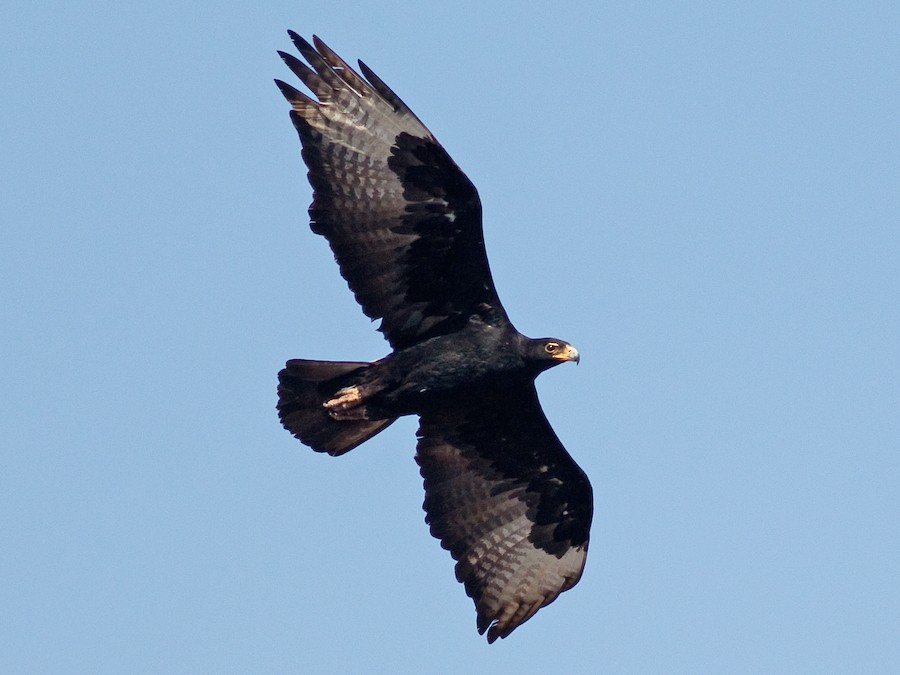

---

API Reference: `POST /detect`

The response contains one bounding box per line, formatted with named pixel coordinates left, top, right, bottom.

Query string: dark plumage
left=274, top=32, right=593, bottom=642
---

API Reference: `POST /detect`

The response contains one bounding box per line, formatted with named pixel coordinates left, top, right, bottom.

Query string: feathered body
left=274, top=33, right=593, bottom=642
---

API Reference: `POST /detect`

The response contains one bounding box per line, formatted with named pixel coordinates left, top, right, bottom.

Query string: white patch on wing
left=460, top=511, right=588, bottom=639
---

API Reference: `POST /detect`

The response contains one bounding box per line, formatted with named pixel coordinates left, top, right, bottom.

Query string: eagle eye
left=545, top=342, right=560, bottom=354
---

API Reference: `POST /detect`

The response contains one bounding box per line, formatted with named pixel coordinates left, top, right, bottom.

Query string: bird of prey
left=274, top=32, right=593, bottom=643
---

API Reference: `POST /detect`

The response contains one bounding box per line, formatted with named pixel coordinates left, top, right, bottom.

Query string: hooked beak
left=554, top=344, right=580, bottom=365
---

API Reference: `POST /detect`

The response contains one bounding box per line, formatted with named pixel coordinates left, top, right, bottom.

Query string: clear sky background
left=3, top=1, right=899, bottom=673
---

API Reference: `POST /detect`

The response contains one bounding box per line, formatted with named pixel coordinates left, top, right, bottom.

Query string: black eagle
left=274, top=33, right=593, bottom=643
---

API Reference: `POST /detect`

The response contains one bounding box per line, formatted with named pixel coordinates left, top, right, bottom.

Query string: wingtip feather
left=358, top=60, right=406, bottom=114
left=312, top=34, right=328, bottom=53
left=273, top=78, right=302, bottom=102
left=288, top=30, right=316, bottom=58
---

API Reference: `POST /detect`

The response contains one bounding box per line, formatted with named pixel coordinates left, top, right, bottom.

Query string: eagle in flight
left=275, top=32, right=593, bottom=642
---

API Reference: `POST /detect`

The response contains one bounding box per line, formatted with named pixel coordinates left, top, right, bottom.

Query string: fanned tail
left=277, top=359, right=395, bottom=456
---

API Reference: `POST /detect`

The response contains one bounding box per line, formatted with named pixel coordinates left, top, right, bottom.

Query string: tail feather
left=277, top=359, right=394, bottom=456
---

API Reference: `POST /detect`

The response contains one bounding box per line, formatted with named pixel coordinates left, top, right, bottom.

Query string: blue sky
left=3, top=1, right=899, bottom=672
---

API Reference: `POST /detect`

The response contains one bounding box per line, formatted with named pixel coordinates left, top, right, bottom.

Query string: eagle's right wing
left=276, top=34, right=510, bottom=350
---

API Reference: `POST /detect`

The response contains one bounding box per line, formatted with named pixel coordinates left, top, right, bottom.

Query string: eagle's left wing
left=415, top=382, right=593, bottom=642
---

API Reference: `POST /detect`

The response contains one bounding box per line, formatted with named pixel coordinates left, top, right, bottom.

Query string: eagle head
left=526, top=338, right=580, bottom=371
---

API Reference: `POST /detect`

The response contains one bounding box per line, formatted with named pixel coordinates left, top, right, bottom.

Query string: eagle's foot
left=324, top=386, right=362, bottom=411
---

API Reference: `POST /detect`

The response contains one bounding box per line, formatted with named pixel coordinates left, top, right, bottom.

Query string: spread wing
left=415, top=382, right=593, bottom=642
left=276, top=33, right=509, bottom=350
